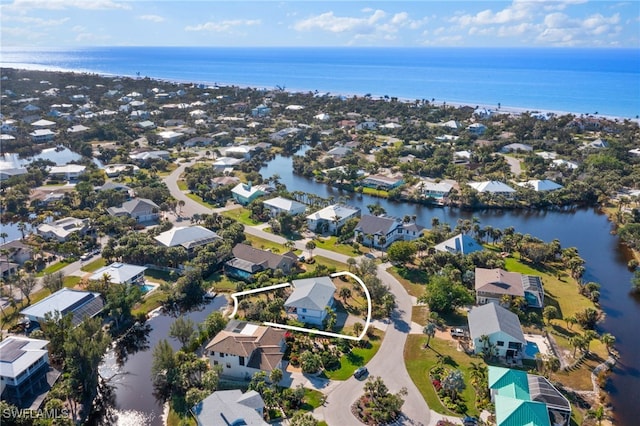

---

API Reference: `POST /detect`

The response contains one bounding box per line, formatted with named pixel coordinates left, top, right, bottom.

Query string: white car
left=450, top=328, right=465, bottom=338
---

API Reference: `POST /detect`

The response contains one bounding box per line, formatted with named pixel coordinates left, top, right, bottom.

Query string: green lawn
left=222, top=207, right=262, bottom=226
left=360, top=187, right=390, bottom=198
left=312, top=236, right=363, bottom=257
left=244, top=234, right=286, bottom=252
left=132, top=289, right=169, bottom=316
left=36, top=260, right=73, bottom=277
left=63, top=276, right=81, bottom=288
left=311, top=255, right=347, bottom=271
left=404, top=334, right=481, bottom=417
left=299, top=388, right=325, bottom=411
left=323, top=329, right=383, bottom=380
left=80, top=257, right=106, bottom=272
left=204, top=272, right=240, bottom=293
left=177, top=180, right=188, bottom=191
left=145, top=268, right=177, bottom=284
left=389, top=266, right=427, bottom=298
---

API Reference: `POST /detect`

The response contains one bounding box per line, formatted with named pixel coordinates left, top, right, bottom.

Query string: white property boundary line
left=229, top=271, right=372, bottom=341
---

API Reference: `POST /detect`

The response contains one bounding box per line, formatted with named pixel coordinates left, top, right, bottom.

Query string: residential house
left=205, top=320, right=286, bottom=380
left=453, top=150, right=472, bottom=164
left=284, top=276, right=336, bottom=326
left=361, top=174, right=404, bottom=190
left=104, top=164, right=139, bottom=177
left=20, top=288, right=104, bottom=328
left=501, top=143, right=533, bottom=153
left=441, top=120, right=461, bottom=130
left=262, top=197, right=307, bottom=217
left=468, top=302, right=526, bottom=359
left=0, top=167, right=28, bottom=181
left=129, top=150, right=170, bottom=162
left=468, top=123, right=487, bottom=135
left=213, top=157, right=244, bottom=171
left=191, top=389, right=267, bottom=426
left=551, top=159, right=578, bottom=170
left=488, top=366, right=571, bottom=426
left=251, top=104, right=271, bottom=117
left=157, top=130, right=184, bottom=145
left=306, top=204, right=361, bottom=234
left=353, top=215, right=425, bottom=248
left=516, top=180, right=563, bottom=192
left=30, top=129, right=55, bottom=143
left=210, top=176, right=240, bottom=188
left=420, top=179, right=454, bottom=202
left=475, top=268, right=544, bottom=308
left=90, top=262, right=147, bottom=285
left=107, top=198, right=159, bottom=223
left=135, top=120, right=156, bottom=130
left=469, top=181, right=516, bottom=198
left=36, top=217, right=89, bottom=242
left=224, top=244, right=297, bottom=280
left=154, top=226, right=221, bottom=251
left=231, top=182, right=267, bottom=205
left=0, top=336, right=55, bottom=408
left=326, top=146, right=351, bottom=159
left=0, top=240, right=33, bottom=265
left=48, top=164, right=86, bottom=181
left=67, top=124, right=90, bottom=134
left=31, top=119, right=56, bottom=128
left=434, top=233, right=484, bottom=255
left=225, top=146, right=256, bottom=160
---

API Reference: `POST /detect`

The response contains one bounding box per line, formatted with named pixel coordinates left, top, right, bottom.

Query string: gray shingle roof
left=284, top=276, right=336, bottom=311
left=354, top=215, right=398, bottom=236
left=468, top=302, right=525, bottom=344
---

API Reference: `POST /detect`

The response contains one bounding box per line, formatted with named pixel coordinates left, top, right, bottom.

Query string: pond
left=98, top=296, right=229, bottom=426
left=0, top=147, right=82, bottom=167
left=260, top=148, right=640, bottom=425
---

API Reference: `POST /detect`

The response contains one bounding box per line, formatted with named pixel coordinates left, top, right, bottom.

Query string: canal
left=98, top=297, right=228, bottom=426
left=260, top=149, right=640, bottom=425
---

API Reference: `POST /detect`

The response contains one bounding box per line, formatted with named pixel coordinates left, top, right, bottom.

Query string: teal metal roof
left=495, top=395, right=551, bottom=426
left=488, top=366, right=530, bottom=400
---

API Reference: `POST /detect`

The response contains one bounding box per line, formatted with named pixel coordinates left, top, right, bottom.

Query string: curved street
left=162, top=161, right=458, bottom=425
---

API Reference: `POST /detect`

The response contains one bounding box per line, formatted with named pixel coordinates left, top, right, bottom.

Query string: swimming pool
left=140, top=283, right=158, bottom=294
left=524, top=341, right=540, bottom=359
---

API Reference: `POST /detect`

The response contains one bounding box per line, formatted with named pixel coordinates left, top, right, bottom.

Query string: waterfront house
left=205, top=320, right=286, bottom=380
left=0, top=336, right=55, bottom=409
left=104, top=164, right=139, bottom=178
left=284, top=276, right=336, bottom=326
left=107, top=198, right=159, bottom=223
left=90, top=262, right=147, bottom=285
left=30, top=129, right=55, bottom=143
left=231, top=182, right=267, bottom=205
left=192, top=389, right=267, bottom=426
left=516, top=179, right=563, bottom=192
left=154, top=225, right=221, bottom=251
left=129, top=150, right=170, bottom=162
left=475, top=268, right=544, bottom=308
left=420, top=179, right=454, bottom=201
left=48, top=164, right=86, bottom=182
left=306, top=204, right=361, bottom=234
left=469, top=181, right=516, bottom=197
left=361, top=174, right=404, bottom=190
left=213, top=157, right=244, bottom=171
left=224, top=244, right=297, bottom=280
left=468, top=303, right=526, bottom=360
left=0, top=240, right=33, bottom=266
left=262, top=197, right=307, bottom=217
left=20, top=288, right=104, bottom=328
left=353, top=215, right=425, bottom=249
left=36, top=217, right=88, bottom=242
left=326, top=146, right=351, bottom=159
left=434, top=233, right=484, bottom=255
left=488, top=366, right=571, bottom=426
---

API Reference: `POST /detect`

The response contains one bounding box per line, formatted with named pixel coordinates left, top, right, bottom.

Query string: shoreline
left=2, top=63, right=638, bottom=124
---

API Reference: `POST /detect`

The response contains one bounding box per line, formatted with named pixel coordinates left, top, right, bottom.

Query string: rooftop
left=0, top=336, right=49, bottom=379
left=154, top=225, right=221, bottom=249
left=90, top=262, right=147, bottom=284
left=20, top=288, right=103, bottom=327
left=285, top=276, right=336, bottom=311
left=468, top=302, right=526, bottom=344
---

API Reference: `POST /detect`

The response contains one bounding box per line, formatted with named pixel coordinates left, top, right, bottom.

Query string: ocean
left=1, top=47, right=639, bottom=118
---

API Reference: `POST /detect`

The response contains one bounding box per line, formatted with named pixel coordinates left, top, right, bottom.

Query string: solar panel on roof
left=0, top=340, right=27, bottom=362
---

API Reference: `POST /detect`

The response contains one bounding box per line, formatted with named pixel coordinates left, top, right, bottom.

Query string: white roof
left=516, top=179, right=563, bottom=191
left=90, top=262, right=147, bottom=284
left=551, top=159, right=579, bottom=169
left=32, top=119, right=56, bottom=127
left=30, top=129, right=55, bottom=136
left=20, top=288, right=102, bottom=324
left=285, top=105, right=305, bottom=110
left=381, top=122, right=402, bottom=129
left=421, top=180, right=453, bottom=193
left=154, top=225, right=220, bottom=248
left=306, top=204, right=359, bottom=221
left=49, top=164, right=86, bottom=174
left=157, top=130, right=184, bottom=139
left=37, top=217, right=86, bottom=239
left=314, top=113, right=330, bottom=121
left=0, top=336, right=49, bottom=379
left=469, top=181, right=516, bottom=193
left=232, top=182, right=267, bottom=198
left=262, top=196, right=306, bottom=213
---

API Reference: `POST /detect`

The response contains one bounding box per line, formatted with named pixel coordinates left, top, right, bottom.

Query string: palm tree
left=338, top=287, right=352, bottom=304
left=423, top=322, right=436, bottom=348
left=377, top=235, right=387, bottom=253
left=305, top=240, right=316, bottom=259
left=468, top=362, right=486, bottom=388
left=353, top=321, right=364, bottom=337
left=347, top=257, right=357, bottom=272
left=600, top=333, right=616, bottom=353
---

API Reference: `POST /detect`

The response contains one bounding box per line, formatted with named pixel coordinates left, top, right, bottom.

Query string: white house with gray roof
left=284, top=277, right=336, bottom=326
left=469, top=181, right=516, bottom=197
left=20, top=288, right=104, bottom=328
left=107, top=198, right=159, bottom=223
left=191, top=389, right=267, bottom=426
left=306, top=204, right=360, bottom=234
left=154, top=226, right=221, bottom=251
left=0, top=336, right=53, bottom=408
left=468, top=303, right=526, bottom=359
left=90, top=262, right=147, bottom=285
left=353, top=215, right=425, bottom=248
left=262, top=196, right=307, bottom=217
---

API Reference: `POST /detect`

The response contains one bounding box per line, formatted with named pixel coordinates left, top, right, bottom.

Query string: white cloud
left=452, top=1, right=535, bottom=26
left=139, top=15, right=165, bottom=23
left=294, top=10, right=386, bottom=33
left=72, top=25, right=85, bottom=32
left=5, top=0, right=131, bottom=10
left=185, top=19, right=261, bottom=32
left=1, top=14, right=69, bottom=26
left=75, top=32, right=111, bottom=42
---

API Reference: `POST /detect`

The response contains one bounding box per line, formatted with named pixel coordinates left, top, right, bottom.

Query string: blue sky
left=1, top=0, right=638, bottom=48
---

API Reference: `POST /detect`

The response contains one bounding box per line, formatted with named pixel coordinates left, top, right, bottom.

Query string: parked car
left=353, top=366, right=368, bottom=379
left=80, top=252, right=91, bottom=261
left=450, top=327, right=465, bottom=338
